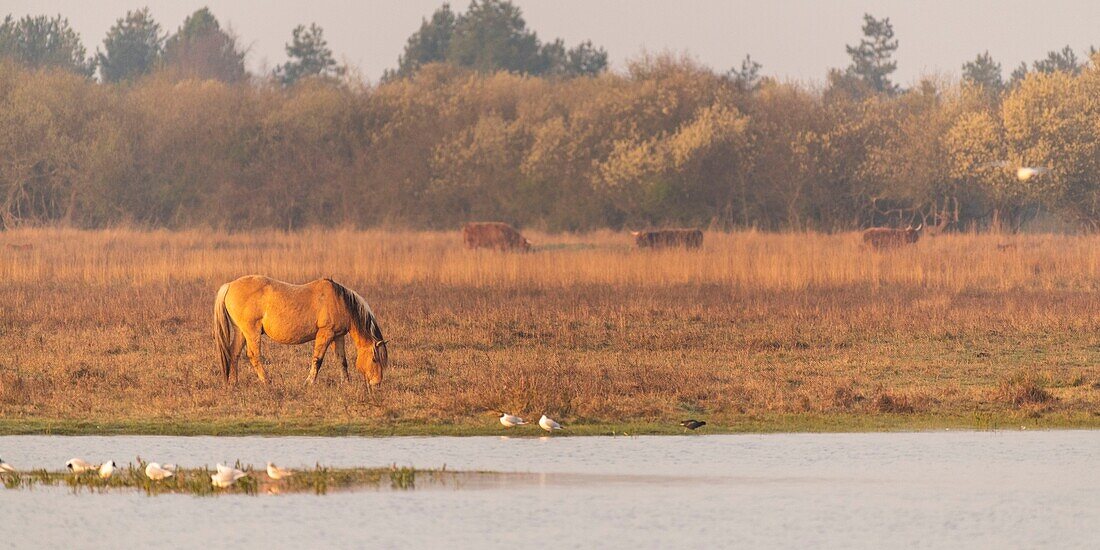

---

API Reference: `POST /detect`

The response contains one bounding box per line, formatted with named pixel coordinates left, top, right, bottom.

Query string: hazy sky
left=7, top=1, right=1099, bottom=84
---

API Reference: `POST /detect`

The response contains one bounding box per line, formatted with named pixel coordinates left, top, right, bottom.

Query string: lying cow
left=861, top=224, right=922, bottom=249
left=462, top=222, right=532, bottom=252
left=631, top=229, right=703, bottom=249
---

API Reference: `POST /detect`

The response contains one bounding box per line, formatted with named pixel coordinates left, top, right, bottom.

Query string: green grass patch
left=0, top=462, right=446, bottom=496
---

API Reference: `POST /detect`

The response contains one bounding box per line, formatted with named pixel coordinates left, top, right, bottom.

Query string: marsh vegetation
left=0, top=462, right=437, bottom=495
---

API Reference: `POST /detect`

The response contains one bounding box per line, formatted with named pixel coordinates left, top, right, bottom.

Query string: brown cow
left=631, top=229, right=704, bottom=249
left=462, top=222, right=532, bottom=251
left=861, top=225, right=922, bottom=249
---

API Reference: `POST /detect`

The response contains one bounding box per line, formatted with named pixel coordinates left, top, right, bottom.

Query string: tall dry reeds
left=0, top=228, right=1097, bottom=428
left=5, top=227, right=1100, bottom=292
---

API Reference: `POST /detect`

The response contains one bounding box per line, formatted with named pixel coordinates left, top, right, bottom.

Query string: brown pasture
left=1, top=228, right=1099, bottom=430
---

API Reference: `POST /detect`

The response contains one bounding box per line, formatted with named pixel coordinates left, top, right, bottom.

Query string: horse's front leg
left=308, top=330, right=335, bottom=385
left=334, top=335, right=350, bottom=383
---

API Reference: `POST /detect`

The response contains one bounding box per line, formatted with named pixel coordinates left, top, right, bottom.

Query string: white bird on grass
left=539, top=415, right=563, bottom=432
left=212, top=464, right=249, bottom=488
left=66, top=458, right=97, bottom=474
left=266, top=462, right=294, bottom=480
left=99, top=461, right=117, bottom=479
left=499, top=413, right=527, bottom=428
left=145, top=462, right=175, bottom=480
left=0, top=457, right=15, bottom=474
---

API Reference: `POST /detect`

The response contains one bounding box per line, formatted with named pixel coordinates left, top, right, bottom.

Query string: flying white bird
left=1016, top=167, right=1050, bottom=181
left=66, top=458, right=97, bottom=474
left=538, top=415, right=563, bottom=432
left=99, top=461, right=117, bottom=479
left=0, top=457, right=15, bottom=474
left=145, top=462, right=175, bottom=480
left=211, top=464, right=249, bottom=488
left=980, top=161, right=1052, bottom=181
left=499, top=413, right=527, bottom=428
left=266, top=462, right=294, bottom=480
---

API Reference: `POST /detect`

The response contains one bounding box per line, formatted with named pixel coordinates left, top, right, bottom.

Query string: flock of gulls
left=499, top=413, right=563, bottom=431
left=0, top=456, right=293, bottom=489
left=499, top=413, right=708, bottom=432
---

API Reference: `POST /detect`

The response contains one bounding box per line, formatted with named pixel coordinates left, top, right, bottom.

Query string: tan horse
left=213, top=275, right=389, bottom=386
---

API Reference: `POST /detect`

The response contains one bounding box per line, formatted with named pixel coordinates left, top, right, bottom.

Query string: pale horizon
left=5, top=0, right=1099, bottom=85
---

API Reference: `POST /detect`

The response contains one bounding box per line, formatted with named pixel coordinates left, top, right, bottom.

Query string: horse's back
left=223, top=276, right=337, bottom=343
left=225, top=275, right=286, bottom=309
left=227, top=275, right=329, bottom=297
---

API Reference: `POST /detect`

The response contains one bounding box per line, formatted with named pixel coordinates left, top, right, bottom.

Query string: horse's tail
left=213, top=282, right=234, bottom=380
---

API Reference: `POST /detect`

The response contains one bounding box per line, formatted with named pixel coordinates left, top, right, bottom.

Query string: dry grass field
left=1, top=227, right=1100, bottom=434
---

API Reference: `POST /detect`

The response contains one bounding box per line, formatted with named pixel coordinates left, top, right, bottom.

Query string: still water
left=1, top=431, right=1098, bottom=549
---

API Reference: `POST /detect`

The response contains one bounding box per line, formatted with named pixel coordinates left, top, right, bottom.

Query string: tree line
left=0, top=4, right=1097, bottom=232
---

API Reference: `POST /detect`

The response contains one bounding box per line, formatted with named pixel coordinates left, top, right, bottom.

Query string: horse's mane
left=326, top=279, right=383, bottom=343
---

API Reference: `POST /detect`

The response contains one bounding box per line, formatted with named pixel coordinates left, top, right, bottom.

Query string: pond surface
left=2, top=430, right=1098, bottom=549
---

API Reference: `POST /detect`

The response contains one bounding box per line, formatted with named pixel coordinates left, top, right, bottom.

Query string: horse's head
left=358, top=339, right=389, bottom=386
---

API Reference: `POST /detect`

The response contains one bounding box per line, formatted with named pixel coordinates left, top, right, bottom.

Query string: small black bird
left=680, top=419, right=706, bottom=430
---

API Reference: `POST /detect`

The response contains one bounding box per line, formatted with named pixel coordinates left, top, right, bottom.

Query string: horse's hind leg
left=242, top=325, right=268, bottom=384
left=334, top=336, right=350, bottom=383
left=228, top=332, right=245, bottom=384
left=308, top=329, right=335, bottom=385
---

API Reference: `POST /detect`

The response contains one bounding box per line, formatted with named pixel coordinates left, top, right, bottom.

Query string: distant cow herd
left=460, top=221, right=938, bottom=252
left=461, top=222, right=705, bottom=251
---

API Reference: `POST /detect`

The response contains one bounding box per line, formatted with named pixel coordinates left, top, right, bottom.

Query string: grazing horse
left=213, top=275, right=388, bottom=386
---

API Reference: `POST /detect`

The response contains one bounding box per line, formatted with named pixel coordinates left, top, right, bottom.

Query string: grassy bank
left=2, top=228, right=1100, bottom=434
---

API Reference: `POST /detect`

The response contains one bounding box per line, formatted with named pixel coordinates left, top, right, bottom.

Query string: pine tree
left=565, top=40, right=607, bottom=77
left=97, top=8, right=163, bottom=83
left=844, top=13, right=898, bottom=94
left=1009, top=46, right=1085, bottom=87
left=389, top=3, right=456, bottom=79
left=387, top=0, right=605, bottom=79
left=1032, top=46, right=1081, bottom=74
left=274, top=23, right=344, bottom=86
left=446, top=0, right=541, bottom=74
left=162, top=8, right=247, bottom=83
left=727, top=54, right=763, bottom=91
left=0, top=14, right=93, bottom=76
left=961, top=51, right=1003, bottom=92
